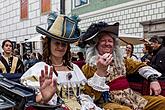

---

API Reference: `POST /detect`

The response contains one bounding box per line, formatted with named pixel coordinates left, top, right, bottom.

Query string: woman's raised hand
left=39, top=65, right=57, bottom=103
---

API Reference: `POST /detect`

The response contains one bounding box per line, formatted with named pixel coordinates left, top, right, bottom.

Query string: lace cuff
left=88, top=73, right=109, bottom=92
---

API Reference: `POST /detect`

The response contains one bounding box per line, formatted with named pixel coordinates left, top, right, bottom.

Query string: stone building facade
left=0, top=0, right=61, bottom=53
left=71, top=0, right=165, bottom=57
left=141, top=18, right=165, bottom=38
left=0, top=0, right=165, bottom=57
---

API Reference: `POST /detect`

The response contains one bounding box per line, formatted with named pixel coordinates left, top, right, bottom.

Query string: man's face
left=150, top=41, right=160, bottom=50
left=97, top=33, right=114, bottom=55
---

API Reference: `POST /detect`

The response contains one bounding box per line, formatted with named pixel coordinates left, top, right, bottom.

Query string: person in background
left=124, top=43, right=139, bottom=60
left=13, top=48, right=22, bottom=60
left=78, top=21, right=165, bottom=110
left=141, top=43, right=153, bottom=65
left=21, top=12, right=102, bottom=110
left=73, top=52, right=86, bottom=69
left=71, top=52, right=77, bottom=62
left=36, top=52, right=42, bottom=62
left=149, top=35, right=165, bottom=77
left=28, top=52, right=39, bottom=68
left=148, top=36, right=165, bottom=96
left=23, top=53, right=30, bottom=71
left=0, top=40, right=24, bottom=82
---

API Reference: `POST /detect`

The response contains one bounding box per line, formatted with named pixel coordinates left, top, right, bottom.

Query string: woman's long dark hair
left=42, top=37, right=73, bottom=70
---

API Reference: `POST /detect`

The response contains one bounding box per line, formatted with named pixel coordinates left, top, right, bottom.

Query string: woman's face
left=97, top=33, right=114, bottom=55
left=142, top=45, right=148, bottom=54
left=50, top=39, right=68, bottom=58
left=125, top=44, right=132, bottom=54
left=3, top=41, right=12, bottom=54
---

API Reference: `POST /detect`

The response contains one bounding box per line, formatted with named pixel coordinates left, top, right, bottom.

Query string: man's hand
left=96, top=53, right=113, bottom=77
left=150, top=81, right=161, bottom=96
left=39, top=65, right=57, bottom=103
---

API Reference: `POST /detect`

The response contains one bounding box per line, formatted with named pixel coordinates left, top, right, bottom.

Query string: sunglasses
left=54, top=41, right=67, bottom=47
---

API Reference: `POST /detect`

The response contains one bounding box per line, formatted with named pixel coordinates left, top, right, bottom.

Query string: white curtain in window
left=75, top=0, right=81, bottom=6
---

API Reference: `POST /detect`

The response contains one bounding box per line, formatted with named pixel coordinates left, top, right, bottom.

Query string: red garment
left=108, top=76, right=129, bottom=91
left=73, top=60, right=86, bottom=69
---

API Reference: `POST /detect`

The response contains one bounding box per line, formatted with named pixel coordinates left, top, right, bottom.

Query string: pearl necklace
left=52, top=62, right=63, bottom=67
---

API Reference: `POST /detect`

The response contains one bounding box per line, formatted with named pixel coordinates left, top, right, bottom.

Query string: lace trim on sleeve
left=88, top=73, right=109, bottom=92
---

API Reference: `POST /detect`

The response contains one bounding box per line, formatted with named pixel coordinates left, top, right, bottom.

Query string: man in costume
left=78, top=22, right=165, bottom=110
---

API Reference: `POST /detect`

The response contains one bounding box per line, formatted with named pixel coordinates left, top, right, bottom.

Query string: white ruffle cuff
left=88, top=73, right=109, bottom=92
left=138, top=66, right=162, bottom=79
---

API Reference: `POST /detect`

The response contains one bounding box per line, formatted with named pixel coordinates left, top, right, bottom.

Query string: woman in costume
left=0, top=40, right=24, bottom=75
left=21, top=12, right=102, bottom=110
left=124, top=43, right=139, bottom=60
left=78, top=22, right=165, bottom=110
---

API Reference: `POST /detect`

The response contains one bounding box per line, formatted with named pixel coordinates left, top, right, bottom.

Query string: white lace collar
left=57, top=70, right=86, bottom=88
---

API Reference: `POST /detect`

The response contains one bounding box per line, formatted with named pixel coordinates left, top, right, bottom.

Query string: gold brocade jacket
left=82, top=58, right=147, bottom=107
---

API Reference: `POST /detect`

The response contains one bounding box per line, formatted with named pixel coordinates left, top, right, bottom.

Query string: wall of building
left=72, top=0, right=132, bottom=15
left=65, top=0, right=72, bottom=16
left=141, top=18, right=165, bottom=37
left=73, top=0, right=165, bottom=57
left=0, top=0, right=60, bottom=53
left=1, top=0, right=165, bottom=56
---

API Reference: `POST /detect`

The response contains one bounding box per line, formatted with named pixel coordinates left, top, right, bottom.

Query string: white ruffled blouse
left=20, top=62, right=107, bottom=109
left=21, top=62, right=87, bottom=89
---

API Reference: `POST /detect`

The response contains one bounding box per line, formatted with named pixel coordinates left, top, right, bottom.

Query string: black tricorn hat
left=78, top=22, right=119, bottom=48
left=36, top=12, right=80, bottom=43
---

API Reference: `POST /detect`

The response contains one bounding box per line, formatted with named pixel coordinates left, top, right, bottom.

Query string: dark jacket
left=151, top=45, right=165, bottom=77
left=0, top=55, right=24, bottom=82
left=141, top=53, right=152, bottom=65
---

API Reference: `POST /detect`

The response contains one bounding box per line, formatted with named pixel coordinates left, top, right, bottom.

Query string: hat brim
left=100, top=22, right=119, bottom=36
left=84, top=22, right=119, bottom=42
left=36, top=26, right=79, bottom=43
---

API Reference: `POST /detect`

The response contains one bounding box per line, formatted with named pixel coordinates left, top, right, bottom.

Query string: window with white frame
left=75, top=0, right=88, bottom=7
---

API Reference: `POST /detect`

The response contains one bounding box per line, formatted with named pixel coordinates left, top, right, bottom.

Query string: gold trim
left=0, top=61, right=6, bottom=73
left=10, top=57, right=18, bottom=73
left=62, top=18, right=67, bottom=38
